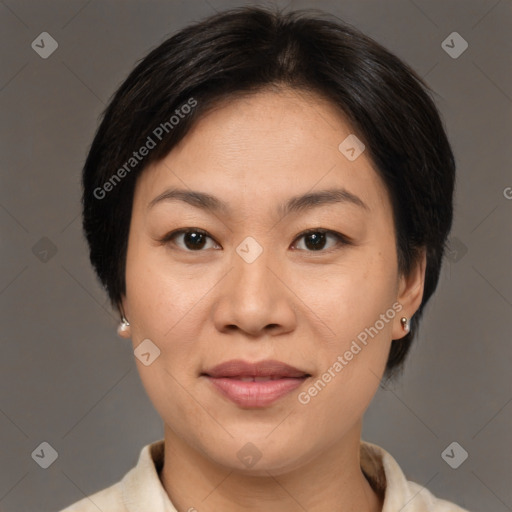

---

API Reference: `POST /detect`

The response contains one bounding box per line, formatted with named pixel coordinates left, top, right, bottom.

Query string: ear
left=393, top=247, right=427, bottom=340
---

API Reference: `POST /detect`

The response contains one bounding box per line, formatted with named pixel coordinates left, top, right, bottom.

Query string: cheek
left=295, top=277, right=396, bottom=434
left=293, top=244, right=397, bottom=336
left=124, top=238, right=207, bottom=340
left=124, top=247, right=212, bottom=428
left=294, top=247, right=396, bottom=405
left=124, top=242, right=225, bottom=405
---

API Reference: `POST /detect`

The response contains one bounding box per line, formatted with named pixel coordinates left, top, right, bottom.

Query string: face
left=121, top=88, right=424, bottom=474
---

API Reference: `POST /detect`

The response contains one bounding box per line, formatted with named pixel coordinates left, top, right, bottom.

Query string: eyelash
left=159, top=227, right=352, bottom=253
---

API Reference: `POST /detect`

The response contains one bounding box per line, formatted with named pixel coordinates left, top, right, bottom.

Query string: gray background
left=0, top=0, right=511, bottom=511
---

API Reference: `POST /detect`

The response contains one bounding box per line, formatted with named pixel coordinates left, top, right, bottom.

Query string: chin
left=202, top=434, right=316, bottom=476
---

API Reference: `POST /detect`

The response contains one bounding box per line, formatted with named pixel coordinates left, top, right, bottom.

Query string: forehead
left=135, top=88, right=392, bottom=219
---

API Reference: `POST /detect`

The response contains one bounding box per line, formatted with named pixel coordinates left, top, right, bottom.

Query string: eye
left=291, top=228, right=350, bottom=252
left=161, top=228, right=219, bottom=251
left=160, top=227, right=351, bottom=253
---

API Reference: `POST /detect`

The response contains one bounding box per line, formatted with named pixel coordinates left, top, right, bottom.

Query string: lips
left=202, top=359, right=311, bottom=408
left=203, top=359, right=309, bottom=379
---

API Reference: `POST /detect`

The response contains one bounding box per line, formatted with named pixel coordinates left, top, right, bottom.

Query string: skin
left=119, top=88, right=426, bottom=512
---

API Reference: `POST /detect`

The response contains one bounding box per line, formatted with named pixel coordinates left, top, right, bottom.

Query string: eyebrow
left=148, top=187, right=369, bottom=217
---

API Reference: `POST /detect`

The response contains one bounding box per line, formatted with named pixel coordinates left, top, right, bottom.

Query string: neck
left=159, top=423, right=383, bottom=512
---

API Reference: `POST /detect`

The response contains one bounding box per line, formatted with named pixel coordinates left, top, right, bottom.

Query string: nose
left=212, top=242, right=297, bottom=338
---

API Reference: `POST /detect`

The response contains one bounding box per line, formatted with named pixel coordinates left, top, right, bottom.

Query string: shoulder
left=58, top=481, right=125, bottom=511
left=405, top=480, right=469, bottom=511
left=360, top=439, right=470, bottom=512
left=58, top=439, right=169, bottom=512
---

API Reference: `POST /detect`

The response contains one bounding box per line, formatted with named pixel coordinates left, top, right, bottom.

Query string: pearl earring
left=400, top=317, right=410, bottom=333
left=117, top=316, right=131, bottom=337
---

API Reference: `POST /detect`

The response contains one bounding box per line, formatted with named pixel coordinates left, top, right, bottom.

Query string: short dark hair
left=82, top=6, right=455, bottom=379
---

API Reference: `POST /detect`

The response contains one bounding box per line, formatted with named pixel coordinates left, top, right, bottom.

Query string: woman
left=61, top=6, right=469, bottom=511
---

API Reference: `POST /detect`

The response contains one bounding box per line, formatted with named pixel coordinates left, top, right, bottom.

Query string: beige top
left=60, top=439, right=469, bottom=511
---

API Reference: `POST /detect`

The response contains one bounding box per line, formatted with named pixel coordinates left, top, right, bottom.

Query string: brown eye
left=161, top=227, right=350, bottom=253
left=292, top=229, right=349, bottom=252
left=162, top=228, right=219, bottom=251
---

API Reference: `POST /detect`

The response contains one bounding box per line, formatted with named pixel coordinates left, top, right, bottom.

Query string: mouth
left=201, top=359, right=311, bottom=408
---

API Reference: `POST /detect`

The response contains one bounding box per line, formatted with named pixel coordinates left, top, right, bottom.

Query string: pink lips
left=202, top=359, right=310, bottom=408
